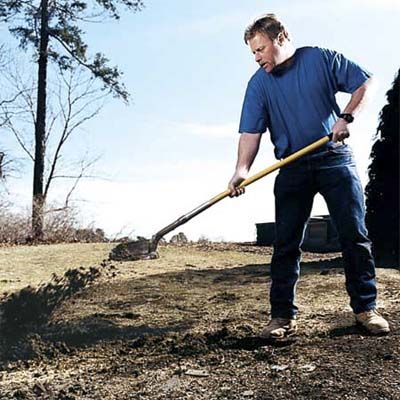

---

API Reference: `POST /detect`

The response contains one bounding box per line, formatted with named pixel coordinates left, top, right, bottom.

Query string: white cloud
left=176, top=121, right=238, bottom=138
left=74, top=175, right=273, bottom=242
left=71, top=147, right=285, bottom=242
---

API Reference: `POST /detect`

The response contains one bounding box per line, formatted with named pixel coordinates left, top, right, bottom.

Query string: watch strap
left=339, top=113, right=354, bottom=123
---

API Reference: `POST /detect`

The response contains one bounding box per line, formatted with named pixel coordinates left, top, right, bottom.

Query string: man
left=228, top=14, right=389, bottom=339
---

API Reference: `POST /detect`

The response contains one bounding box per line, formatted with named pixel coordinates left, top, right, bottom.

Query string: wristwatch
left=339, top=113, right=354, bottom=123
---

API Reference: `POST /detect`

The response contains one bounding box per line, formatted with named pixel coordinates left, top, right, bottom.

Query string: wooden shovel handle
left=152, top=134, right=332, bottom=244
left=210, top=134, right=333, bottom=204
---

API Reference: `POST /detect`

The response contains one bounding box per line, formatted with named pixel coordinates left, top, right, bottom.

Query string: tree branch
left=6, top=122, right=34, bottom=161
left=49, top=32, right=129, bottom=102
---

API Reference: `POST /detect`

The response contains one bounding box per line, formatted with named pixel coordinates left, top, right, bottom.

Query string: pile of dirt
left=0, top=260, right=117, bottom=361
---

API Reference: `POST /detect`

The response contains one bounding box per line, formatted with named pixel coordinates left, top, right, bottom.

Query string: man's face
left=248, top=32, right=284, bottom=73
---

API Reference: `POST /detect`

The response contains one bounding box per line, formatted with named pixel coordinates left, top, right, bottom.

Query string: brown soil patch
left=0, top=243, right=398, bottom=399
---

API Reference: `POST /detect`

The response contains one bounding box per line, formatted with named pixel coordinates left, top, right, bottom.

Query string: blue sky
left=1, top=0, right=399, bottom=241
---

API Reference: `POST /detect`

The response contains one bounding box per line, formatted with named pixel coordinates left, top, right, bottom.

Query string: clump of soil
left=0, top=260, right=117, bottom=360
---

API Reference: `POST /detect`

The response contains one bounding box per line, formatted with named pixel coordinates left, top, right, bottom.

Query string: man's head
left=244, top=13, right=290, bottom=44
left=244, top=14, right=294, bottom=73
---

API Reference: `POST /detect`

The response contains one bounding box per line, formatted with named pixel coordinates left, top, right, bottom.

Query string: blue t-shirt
left=238, top=47, right=371, bottom=159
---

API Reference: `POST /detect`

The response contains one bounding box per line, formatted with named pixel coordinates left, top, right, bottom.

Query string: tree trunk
left=32, top=0, right=49, bottom=241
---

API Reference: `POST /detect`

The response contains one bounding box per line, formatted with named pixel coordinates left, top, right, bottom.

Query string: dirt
left=0, top=242, right=399, bottom=399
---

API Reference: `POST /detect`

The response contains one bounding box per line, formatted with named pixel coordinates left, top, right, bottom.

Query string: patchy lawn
left=0, top=242, right=399, bottom=399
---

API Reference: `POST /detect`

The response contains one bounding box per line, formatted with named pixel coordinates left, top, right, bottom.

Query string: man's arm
left=331, top=77, right=374, bottom=142
left=228, top=133, right=262, bottom=197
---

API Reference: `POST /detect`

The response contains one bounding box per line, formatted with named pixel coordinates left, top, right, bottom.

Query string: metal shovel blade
left=109, top=238, right=158, bottom=261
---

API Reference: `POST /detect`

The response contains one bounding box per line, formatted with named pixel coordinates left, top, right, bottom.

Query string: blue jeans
left=270, top=143, right=377, bottom=318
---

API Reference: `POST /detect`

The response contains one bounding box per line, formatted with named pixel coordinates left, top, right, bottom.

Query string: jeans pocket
left=318, top=144, right=355, bottom=169
left=328, top=143, right=352, bottom=155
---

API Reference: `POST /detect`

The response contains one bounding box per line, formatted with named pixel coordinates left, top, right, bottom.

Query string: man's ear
left=277, top=32, right=285, bottom=46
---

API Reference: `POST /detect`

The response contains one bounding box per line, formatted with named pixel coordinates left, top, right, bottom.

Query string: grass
left=0, top=242, right=275, bottom=296
left=0, top=243, right=115, bottom=295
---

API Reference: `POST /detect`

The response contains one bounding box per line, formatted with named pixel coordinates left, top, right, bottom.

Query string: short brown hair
left=244, top=13, right=290, bottom=44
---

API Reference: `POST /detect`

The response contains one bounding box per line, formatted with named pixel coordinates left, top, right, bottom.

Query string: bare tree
left=0, top=0, right=144, bottom=239
left=1, top=64, right=107, bottom=218
left=0, top=46, right=28, bottom=179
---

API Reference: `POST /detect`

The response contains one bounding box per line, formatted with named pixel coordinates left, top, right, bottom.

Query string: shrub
left=0, top=201, right=108, bottom=245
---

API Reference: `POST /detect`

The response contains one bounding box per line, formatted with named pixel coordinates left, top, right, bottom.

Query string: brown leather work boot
left=260, top=318, right=297, bottom=339
left=355, top=309, right=390, bottom=335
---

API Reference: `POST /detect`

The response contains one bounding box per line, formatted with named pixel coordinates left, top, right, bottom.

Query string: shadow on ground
left=0, top=251, right=399, bottom=400
left=0, top=255, right=396, bottom=365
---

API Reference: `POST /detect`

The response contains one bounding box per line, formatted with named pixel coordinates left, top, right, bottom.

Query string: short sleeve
left=238, top=79, right=269, bottom=133
left=322, top=48, right=372, bottom=93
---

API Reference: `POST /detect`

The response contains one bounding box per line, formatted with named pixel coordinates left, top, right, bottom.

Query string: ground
left=0, top=242, right=399, bottom=399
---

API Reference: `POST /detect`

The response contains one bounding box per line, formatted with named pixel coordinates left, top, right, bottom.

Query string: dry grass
left=0, top=243, right=115, bottom=294
left=0, top=243, right=272, bottom=296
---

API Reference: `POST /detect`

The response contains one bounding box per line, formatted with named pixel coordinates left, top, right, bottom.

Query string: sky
left=1, top=0, right=399, bottom=242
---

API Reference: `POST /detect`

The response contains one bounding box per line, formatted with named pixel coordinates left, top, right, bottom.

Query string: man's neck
left=273, top=45, right=296, bottom=75
left=279, top=44, right=296, bottom=66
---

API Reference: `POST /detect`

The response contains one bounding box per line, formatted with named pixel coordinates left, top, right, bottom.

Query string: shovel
left=109, top=133, right=333, bottom=261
